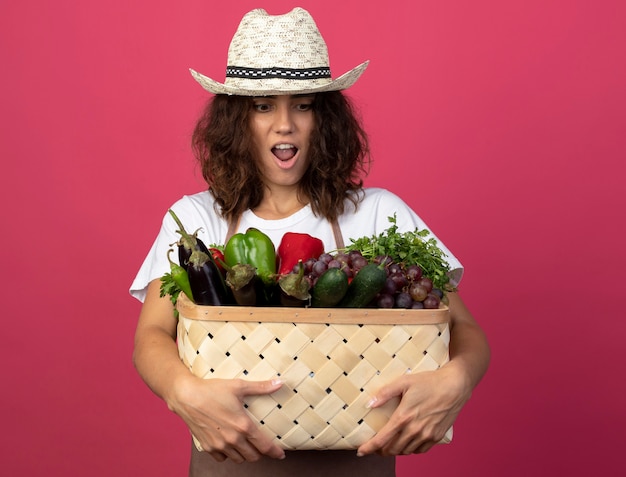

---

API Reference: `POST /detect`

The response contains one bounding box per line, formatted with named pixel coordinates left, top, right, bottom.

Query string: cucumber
left=311, top=268, right=349, bottom=307
left=337, top=263, right=387, bottom=308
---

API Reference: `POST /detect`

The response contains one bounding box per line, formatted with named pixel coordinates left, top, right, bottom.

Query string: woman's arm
left=132, top=279, right=286, bottom=463
left=443, top=292, right=491, bottom=395
left=356, top=292, right=490, bottom=456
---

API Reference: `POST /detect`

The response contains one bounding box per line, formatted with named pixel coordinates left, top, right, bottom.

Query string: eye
left=295, top=102, right=313, bottom=112
left=253, top=102, right=272, bottom=112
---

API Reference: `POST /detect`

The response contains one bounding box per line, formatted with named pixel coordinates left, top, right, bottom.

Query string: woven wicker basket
left=176, top=293, right=453, bottom=451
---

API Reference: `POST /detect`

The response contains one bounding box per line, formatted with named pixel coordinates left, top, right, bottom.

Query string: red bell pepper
left=277, top=232, right=325, bottom=275
left=209, top=247, right=225, bottom=272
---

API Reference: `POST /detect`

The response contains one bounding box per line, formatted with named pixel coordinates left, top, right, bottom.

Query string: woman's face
left=249, top=94, right=315, bottom=192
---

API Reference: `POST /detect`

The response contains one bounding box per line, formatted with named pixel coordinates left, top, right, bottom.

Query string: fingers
left=197, top=422, right=282, bottom=463
left=358, top=426, right=437, bottom=457
left=207, top=438, right=255, bottom=464
left=366, top=376, right=408, bottom=410
left=207, top=450, right=231, bottom=463
left=357, top=377, right=410, bottom=456
left=357, top=373, right=452, bottom=457
left=381, top=427, right=439, bottom=456
left=412, top=441, right=436, bottom=455
left=356, top=420, right=400, bottom=457
left=248, top=431, right=286, bottom=460
left=236, top=378, right=284, bottom=398
left=215, top=433, right=257, bottom=463
left=181, top=377, right=286, bottom=463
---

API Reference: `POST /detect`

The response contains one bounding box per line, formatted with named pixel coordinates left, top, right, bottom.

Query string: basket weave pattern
left=177, top=298, right=451, bottom=451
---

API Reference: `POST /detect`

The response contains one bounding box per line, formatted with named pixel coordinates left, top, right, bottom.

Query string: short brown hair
left=191, top=91, right=370, bottom=223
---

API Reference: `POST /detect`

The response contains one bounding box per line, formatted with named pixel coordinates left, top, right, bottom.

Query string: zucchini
left=311, top=268, right=349, bottom=307
left=337, top=263, right=387, bottom=308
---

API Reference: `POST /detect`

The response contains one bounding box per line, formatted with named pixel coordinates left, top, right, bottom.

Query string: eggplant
left=223, top=263, right=259, bottom=306
left=186, top=250, right=230, bottom=305
left=168, top=209, right=211, bottom=266
left=278, top=261, right=310, bottom=307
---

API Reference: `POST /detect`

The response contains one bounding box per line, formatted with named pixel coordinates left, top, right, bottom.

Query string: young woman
left=130, top=8, right=490, bottom=477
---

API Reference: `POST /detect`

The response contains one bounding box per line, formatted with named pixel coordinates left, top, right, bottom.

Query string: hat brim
left=189, top=61, right=369, bottom=96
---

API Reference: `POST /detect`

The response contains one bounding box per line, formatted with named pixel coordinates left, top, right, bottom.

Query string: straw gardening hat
left=190, top=7, right=369, bottom=96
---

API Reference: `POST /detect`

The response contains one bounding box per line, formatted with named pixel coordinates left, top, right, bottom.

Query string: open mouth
left=272, top=143, right=298, bottom=161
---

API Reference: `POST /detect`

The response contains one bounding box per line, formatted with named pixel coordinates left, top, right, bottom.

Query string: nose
left=273, top=103, right=294, bottom=134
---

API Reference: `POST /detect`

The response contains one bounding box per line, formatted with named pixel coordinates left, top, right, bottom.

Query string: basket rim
left=176, top=293, right=449, bottom=325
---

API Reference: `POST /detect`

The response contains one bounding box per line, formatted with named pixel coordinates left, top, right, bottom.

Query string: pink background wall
left=2, top=1, right=624, bottom=475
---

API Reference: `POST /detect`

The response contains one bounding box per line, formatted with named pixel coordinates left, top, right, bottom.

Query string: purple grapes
left=298, top=251, right=445, bottom=309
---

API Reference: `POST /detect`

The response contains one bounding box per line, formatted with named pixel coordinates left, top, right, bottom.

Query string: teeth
left=274, top=144, right=295, bottom=150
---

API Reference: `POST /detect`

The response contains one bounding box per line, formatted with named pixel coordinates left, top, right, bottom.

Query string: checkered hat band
left=226, top=66, right=332, bottom=80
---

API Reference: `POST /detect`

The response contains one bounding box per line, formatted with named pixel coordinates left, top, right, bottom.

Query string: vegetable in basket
left=337, top=262, right=387, bottom=308
left=222, top=261, right=259, bottom=306
left=208, top=247, right=226, bottom=272
left=310, top=267, right=349, bottom=307
left=345, top=214, right=456, bottom=292
left=168, top=209, right=211, bottom=266
left=187, top=249, right=230, bottom=305
left=166, top=249, right=193, bottom=301
left=224, top=228, right=277, bottom=286
left=277, top=232, right=324, bottom=275
left=278, top=260, right=311, bottom=307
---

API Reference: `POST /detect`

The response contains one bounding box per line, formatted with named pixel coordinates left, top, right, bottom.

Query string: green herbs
left=345, top=214, right=456, bottom=291
left=160, top=272, right=182, bottom=317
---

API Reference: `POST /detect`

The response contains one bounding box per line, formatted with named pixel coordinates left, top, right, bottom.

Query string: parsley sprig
left=160, top=272, right=181, bottom=317
left=345, top=214, right=456, bottom=291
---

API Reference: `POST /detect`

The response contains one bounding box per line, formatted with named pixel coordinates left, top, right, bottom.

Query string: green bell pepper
left=224, top=228, right=277, bottom=286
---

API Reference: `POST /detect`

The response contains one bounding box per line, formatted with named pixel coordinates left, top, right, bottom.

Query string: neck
left=253, top=188, right=309, bottom=220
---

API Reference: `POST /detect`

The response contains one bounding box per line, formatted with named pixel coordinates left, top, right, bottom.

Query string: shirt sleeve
left=128, top=210, right=182, bottom=303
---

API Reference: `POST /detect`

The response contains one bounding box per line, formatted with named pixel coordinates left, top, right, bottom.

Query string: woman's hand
left=356, top=364, right=471, bottom=456
left=357, top=292, right=490, bottom=457
left=169, top=375, right=286, bottom=463
left=133, top=280, right=286, bottom=463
